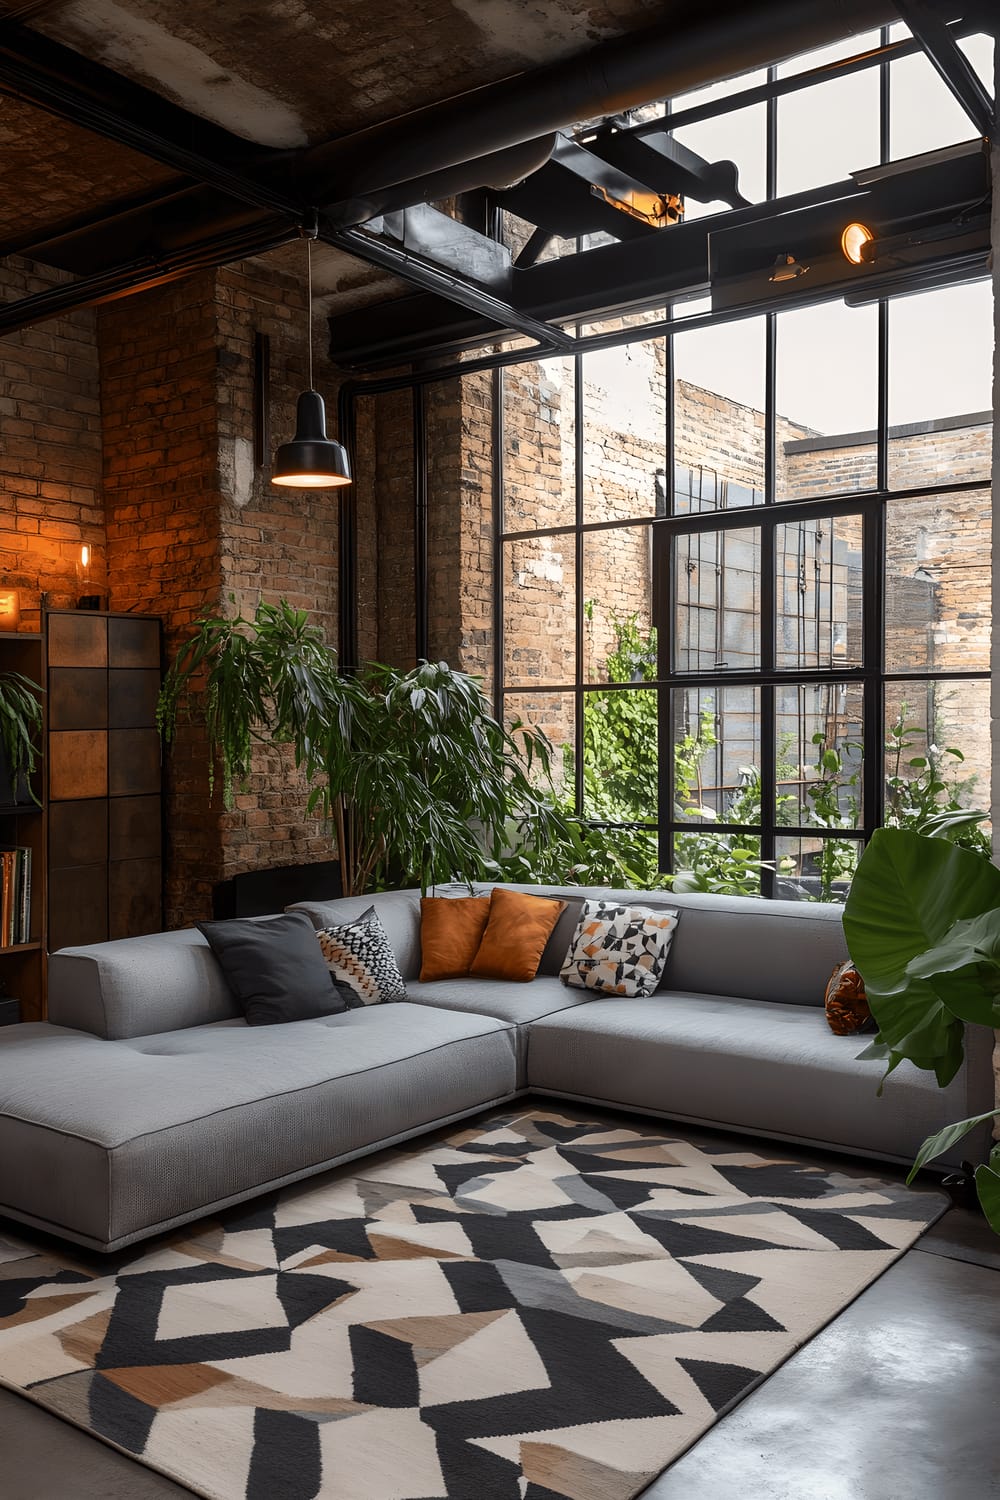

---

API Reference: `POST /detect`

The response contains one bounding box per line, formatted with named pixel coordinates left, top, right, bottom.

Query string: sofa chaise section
left=3, top=929, right=518, bottom=1252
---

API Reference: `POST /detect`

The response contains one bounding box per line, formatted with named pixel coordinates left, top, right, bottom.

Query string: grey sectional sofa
left=0, top=885, right=993, bottom=1254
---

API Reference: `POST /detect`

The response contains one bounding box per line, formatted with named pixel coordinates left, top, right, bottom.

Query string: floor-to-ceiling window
left=495, top=26, right=994, bottom=899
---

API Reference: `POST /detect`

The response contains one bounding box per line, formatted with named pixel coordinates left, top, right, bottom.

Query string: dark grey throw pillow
left=197, top=911, right=348, bottom=1027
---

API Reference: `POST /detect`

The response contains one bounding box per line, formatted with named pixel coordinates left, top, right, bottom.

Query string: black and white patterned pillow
left=560, top=899, right=680, bottom=997
left=316, top=907, right=407, bottom=1006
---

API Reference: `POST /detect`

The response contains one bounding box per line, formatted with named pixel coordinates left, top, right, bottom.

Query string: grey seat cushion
left=527, top=992, right=995, bottom=1167
left=0, top=1006, right=516, bottom=1252
left=406, top=975, right=593, bottom=1084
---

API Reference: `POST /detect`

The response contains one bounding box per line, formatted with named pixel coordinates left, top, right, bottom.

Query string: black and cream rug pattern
left=0, top=1108, right=942, bottom=1500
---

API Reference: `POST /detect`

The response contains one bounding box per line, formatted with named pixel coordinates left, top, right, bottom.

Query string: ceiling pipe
left=292, top=0, right=898, bottom=201
left=322, top=135, right=558, bottom=230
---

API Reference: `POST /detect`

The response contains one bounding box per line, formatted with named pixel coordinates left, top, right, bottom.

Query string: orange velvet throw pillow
left=419, top=896, right=491, bottom=982
left=470, top=888, right=567, bottom=983
left=824, top=960, right=876, bottom=1035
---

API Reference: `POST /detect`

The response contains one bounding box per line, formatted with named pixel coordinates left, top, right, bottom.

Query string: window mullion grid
left=492, top=366, right=505, bottom=717
left=573, top=348, right=585, bottom=820
left=863, top=497, right=886, bottom=842
left=759, top=516, right=777, bottom=897
left=655, top=523, right=674, bottom=875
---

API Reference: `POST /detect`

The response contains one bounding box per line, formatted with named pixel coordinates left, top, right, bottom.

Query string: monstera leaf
left=843, top=829, right=1000, bottom=1086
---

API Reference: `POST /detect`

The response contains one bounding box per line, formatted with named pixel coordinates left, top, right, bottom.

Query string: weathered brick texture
left=0, top=257, right=104, bottom=629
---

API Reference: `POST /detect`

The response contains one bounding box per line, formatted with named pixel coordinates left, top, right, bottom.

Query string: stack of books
left=1, top=846, right=32, bottom=946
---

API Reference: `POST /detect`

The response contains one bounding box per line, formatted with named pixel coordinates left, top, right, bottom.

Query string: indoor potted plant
left=158, top=598, right=578, bottom=896
left=843, top=826, right=1000, bottom=1231
left=0, top=670, right=43, bottom=806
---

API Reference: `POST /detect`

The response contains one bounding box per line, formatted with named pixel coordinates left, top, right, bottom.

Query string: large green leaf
left=974, top=1164, right=1000, bottom=1235
left=906, top=1108, right=1000, bottom=1183
left=904, top=911, right=1000, bottom=1028
left=843, top=829, right=1000, bottom=1079
left=844, top=829, right=1000, bottom=991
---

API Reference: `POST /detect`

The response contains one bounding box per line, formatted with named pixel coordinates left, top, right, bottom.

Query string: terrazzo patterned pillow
left=560, top=899, right=680, bottom=998
left=316, top=906, right=407, bottom=1006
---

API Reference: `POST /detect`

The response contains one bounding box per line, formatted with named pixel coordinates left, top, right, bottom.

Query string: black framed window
left=494, top=28, right=994, bottom=900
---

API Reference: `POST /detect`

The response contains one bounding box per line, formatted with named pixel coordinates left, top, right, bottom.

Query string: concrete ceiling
left=0, top=0, right=667, bottom=317
left=32, top=0, right=667, bottom=144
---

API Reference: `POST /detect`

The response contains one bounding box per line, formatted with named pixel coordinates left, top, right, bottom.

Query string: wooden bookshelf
left=0, top=631, right=46, bottom=1021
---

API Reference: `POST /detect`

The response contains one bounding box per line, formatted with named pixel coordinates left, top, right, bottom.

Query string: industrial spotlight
left=841, top=221, right=876, bottom=265
left=768, top=253, right=809, bottom=283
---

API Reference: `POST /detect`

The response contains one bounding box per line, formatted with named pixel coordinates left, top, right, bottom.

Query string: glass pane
left=671, top=69, right=768, bottom=111
left=776, top=32, right=881, bottom=78
left=582, top=686, right=657, bottom=825
left=673, top=527, right=761, bottom=672
left=776, top=516, right=864, bottom=670
left=582, top=339, right=666, bottom=523
left=777, top=69, right=879, bottom=195
left=888, top=282, right=993, bottom=488
left=775, top=835, right=861, bottom=904
left=672, top=685, right=761, bottom=825
left=885, top=491, right=991, bottom=673
left=890, top=34, right=996, bottom=160
left=776, top=301, right=878, bottom=499
left=582, top=529, right=655, bottom=685
left=776, top=682, right=864, bottom=827
left=502, top=535, right=575, bottom=688
left=673, top=317, right=766, bottom=511
left=885, top=681, right=991, bottom=844
left=502, top=356, right=576, bottom=532
left=671, top=103, right=767, bottom=219
left=503, top=692, right=575, bottom=804
left=672, top=831, right=763, bottom=897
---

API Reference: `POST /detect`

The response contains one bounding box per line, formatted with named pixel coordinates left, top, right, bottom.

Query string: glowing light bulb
left=841, top=222, right=875, bottom=265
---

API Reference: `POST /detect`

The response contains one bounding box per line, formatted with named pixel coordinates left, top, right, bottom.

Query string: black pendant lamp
left=272, top=237, right=352, bottom=489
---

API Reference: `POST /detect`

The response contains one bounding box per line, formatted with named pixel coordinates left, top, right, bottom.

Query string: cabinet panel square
left=47, top=614, right=108, bottom=668
left=50, top=800, right=109, bottom=869
left=49, top=865, right=109, bottom=950
left=49, top=731, right=108, bottom=800
left=108, top=669, right=160, bottom=729
left=109, top=795, right=161, bottom=861
left=109, top=729, right=161, bottom=796
left=109, top=617, right=160, bottom=669
left=49, top=668, right=108, bottom=731
left=109, top=858, right=162, bottom=939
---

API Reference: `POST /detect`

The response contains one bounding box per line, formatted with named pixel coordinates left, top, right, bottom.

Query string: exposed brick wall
left=0, top=257, right=104, bottom=629
left=99, top=260, right=343, bottom=928
left=99, top=272, right=224, bottom=927
left=213, top=261, right=340, bottom=885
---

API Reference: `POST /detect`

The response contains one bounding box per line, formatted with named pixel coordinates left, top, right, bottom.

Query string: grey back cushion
left=48, top=928, right=243, bottom=1040
left=483, top=884, right=848, bottom=1006
left=289, top=889, right=424, bottom=982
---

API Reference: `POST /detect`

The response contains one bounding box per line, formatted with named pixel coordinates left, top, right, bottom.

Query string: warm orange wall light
left=0, top=589, right=20, bottom=631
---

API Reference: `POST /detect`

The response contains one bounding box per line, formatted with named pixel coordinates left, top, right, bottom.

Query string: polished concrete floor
left=2, top=1134, right=998, bottom=1500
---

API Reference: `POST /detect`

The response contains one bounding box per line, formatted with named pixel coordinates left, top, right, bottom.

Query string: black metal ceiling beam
left=0, top=220, right=299, bottom=335
left=0, top=23, right=303, bottom=219
left=894, top=1, right=995, bottom=138
left=321, top=224, right=575, bottom=353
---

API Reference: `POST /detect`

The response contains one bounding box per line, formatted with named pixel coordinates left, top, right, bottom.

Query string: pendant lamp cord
left=306, top=236, right=314, bottom=392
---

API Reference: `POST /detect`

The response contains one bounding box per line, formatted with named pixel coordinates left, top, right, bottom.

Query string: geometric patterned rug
left=0, top=1107, right=944, bottom=1500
